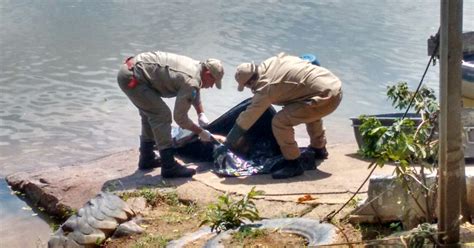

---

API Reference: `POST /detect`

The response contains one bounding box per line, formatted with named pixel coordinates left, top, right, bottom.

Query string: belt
left=124, top=56, right=138, bottom=89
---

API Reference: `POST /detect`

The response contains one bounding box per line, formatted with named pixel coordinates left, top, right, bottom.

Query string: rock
left=112, top=219, right=144, bottom=238
left=48, top=229, right=82, bottom=248
left=5, top=149, right=157, bottom=219
left=6, top=172, right=73, bottom=217
left=67, top=229, right=106, bottom=246
left=48, top=192, right=137, bottom=248
left=125, top=197, right=148, bottom=213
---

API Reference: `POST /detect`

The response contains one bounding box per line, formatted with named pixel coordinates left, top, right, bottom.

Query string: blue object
left=300, top=53, right=321, bottom=66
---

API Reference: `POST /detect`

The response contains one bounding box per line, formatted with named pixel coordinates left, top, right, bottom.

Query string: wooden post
left=438, top=0, right=464, bottom=246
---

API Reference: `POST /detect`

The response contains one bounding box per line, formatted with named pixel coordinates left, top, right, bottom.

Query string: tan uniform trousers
left=272, top=91, right=342, bottom=160
left=117, top=63, right=173, bottom=150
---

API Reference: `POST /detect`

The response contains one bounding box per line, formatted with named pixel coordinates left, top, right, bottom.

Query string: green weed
left=200, top=187, right=264, bottom=233
left=232, top=226, right=267, bottom=243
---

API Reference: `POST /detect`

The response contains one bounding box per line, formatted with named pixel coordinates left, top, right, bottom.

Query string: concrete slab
left=191, top=143, right=396, bottom=204
left=175, top=181, right=311, bottom=219
left=350, top=166, right=474, bottom=226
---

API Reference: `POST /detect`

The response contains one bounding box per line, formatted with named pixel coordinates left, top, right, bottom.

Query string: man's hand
left=199, top=129, right=213, bottom=142
left=198, top=113, right=210, bottom=127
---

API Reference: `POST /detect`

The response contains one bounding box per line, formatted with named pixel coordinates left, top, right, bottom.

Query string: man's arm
left=174, top=87, right=213, bottom=142
left=192, top=90, right=204, bottom=114
left=175, top=88, right=202, bottom=133
left=193, top=101, right=204, bottom=115
left=235, top=93, right=272, bottom=130
left=192, top=90, right=210, bottom=127
left=225, top=93, right=272, bottom=149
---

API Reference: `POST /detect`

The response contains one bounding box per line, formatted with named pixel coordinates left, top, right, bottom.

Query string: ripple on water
left=0, top=126, right=17, bottom=136
left=3, top=2, right=466, bottom=245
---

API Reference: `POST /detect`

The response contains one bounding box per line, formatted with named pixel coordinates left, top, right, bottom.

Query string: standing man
left=226, top=53, right=342, bottom=179
left=117, top=51, right=224, bottom=178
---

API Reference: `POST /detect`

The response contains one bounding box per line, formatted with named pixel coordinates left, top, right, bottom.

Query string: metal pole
left=438, top=0, right=463, bottom=246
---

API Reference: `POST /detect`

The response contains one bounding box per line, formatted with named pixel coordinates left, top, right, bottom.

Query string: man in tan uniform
left=225, top=53, right=342, bottom=179
left=117, top=51, right=224, bottom=178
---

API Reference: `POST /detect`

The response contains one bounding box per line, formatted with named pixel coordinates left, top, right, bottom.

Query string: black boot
left=309, top=146, right=328, bottom=160
left=271, top=159, right=304, bottom=179
left=138, top=140, right=161, bottom=170
left=160, top=148, right=196, bottom=178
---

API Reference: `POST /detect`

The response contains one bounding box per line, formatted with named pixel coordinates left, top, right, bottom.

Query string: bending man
left=226, top=53, right=342, bottom=179
left=117, top=51, right=224, bottom=178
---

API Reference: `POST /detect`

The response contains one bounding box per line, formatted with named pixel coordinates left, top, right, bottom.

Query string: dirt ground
left=100, top=190, right=432, bottom=248
left=102, top=192, right=367, bottom=248
left=102, top=192, right=204, bottom=248
left=221, top=230, right=308, bottom=247
left=100, top=187, right=474, bottom=248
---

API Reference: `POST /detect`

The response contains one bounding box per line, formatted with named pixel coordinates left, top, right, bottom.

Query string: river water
left=1, top=1, right=473, bottom=247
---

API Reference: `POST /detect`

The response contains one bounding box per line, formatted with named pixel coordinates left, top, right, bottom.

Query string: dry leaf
left=297, top=194, right=316, bottom=203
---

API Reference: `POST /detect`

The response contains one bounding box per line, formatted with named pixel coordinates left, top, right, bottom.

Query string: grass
left=119, top=188, right=183, bottom=208
left=232, top=226, right=267, bottom=243
left=161, top=211, right=192, bottom=224
left=131, top=234, right=169, bottom=248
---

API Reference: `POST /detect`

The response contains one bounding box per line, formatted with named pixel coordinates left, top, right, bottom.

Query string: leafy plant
left=402, top=223, right=437, bottom=247
left=358, top=82, right=440, bottom=226
left=200, top=187, right=264, bottom=233
left=359, top=116, right=420, bottom=169
left=387, top=82, right=438, bottom=116
left=358, top=82, right=439, bottom=171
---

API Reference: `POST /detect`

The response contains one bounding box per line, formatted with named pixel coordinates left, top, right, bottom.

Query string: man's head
left=235, top=63, right=258, bottom=91
left=202, top=59, right=224, bottom=89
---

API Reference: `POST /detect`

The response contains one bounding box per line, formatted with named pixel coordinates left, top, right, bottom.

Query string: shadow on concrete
left=216, top=162, right=332, bottom=186
left=344, top=152, right=400, bottom=169
left=193, top=162, right=214, bottom=173
left=344, top=152, right=373, bottom=162
left=101, top=168, right=194, bottom=192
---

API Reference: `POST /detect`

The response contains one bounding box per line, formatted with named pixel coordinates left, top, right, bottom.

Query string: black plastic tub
left=350, top=113, right=422, bottom=149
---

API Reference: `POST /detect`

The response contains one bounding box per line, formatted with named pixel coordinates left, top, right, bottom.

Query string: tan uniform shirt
left=236, top=53, right=342, bottom=131
left=133, top=51, right=202, bottom=130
